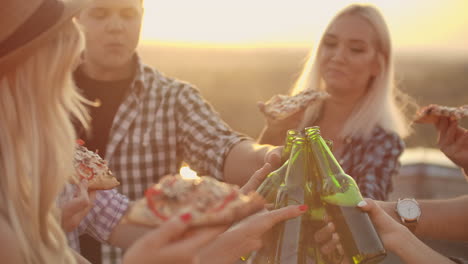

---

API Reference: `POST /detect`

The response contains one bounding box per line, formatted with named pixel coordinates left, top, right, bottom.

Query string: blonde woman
left=258, top=4, right=412, bottom=200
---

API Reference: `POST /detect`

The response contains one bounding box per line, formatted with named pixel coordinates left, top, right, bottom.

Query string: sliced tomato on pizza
left=74, top=140, right=120, bottom=190
left=126, top=174, right=255, bottom=227
left=263, top=89, right=329, bottom=120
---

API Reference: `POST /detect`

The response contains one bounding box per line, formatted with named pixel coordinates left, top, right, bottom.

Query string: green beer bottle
left=304, top=127, right=327, bottom=264
left=257, top=129, right=300, bottom=203
left=308, top=129, right=386, bottom=264
left=271, top=137, right=315, bottom=264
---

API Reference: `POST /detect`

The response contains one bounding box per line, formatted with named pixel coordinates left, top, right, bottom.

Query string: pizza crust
left=414, top=104, right=468, bottom=124
left=263, top=89, right=329, bottom=120
left=74, top=142, right=120, bottom=190
left=126, top=174, right=253, bottom=227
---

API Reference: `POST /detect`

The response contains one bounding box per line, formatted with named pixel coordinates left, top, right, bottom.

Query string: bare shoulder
left=0, top=216, right=24, bottom=263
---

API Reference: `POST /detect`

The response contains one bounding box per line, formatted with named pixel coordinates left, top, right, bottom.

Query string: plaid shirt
left=93, top=56, right=247, bottom=264
left=339, top=126, right=405, bottom=200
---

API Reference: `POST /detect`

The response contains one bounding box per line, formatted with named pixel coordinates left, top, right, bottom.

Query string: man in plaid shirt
left=69, top=0, right=282, bottom=263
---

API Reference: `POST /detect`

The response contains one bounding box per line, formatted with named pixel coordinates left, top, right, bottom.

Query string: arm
left=223, top=140, right=281, bottom=186
left=175, top=85, right=282, bottom=186
left=354, top=132, right=404, bottom=200
left=378, top=195, right=468, bottom=241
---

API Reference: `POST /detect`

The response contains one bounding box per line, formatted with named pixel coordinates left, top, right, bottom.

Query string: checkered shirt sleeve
left=76, top=190, right=129, bottom=243
left=175, top=83, right=246, bottom=180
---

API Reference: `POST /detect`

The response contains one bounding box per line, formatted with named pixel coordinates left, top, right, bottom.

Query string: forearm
left=382, top=195, right=468, bottom=241
left=388, top=230, right=455, bottom=264
left=257, top=125, right=286, bottom=145
left=414, top=195, right=468, bottom=241
left=223, top=140, right=273, bottom=186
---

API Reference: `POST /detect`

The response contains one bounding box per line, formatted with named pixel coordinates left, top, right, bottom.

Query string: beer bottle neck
left=282, top=129, right=300, bottom=160
left=284, top=138, right=307, bottom=186
left=308, top=133, right=363, bottom=206
left=309, top=135, right=346, bottom=178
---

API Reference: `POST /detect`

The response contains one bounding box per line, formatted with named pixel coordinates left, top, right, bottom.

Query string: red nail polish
left=299, top=205, right=308, bottom=211
left=180, top=213, right=192, bottom=222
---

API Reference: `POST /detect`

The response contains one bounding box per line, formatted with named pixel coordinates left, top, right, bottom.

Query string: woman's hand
left=257, top=101, right=306, bottom=145
left=60, top=180, right=96, bottom=233
left=123, top=213, right=225, bottom=264
left=357, top=199, right=410, bottom=251
left=258, top=101, right=306, bottom=131
left=436, top=117, right=468, bottom=174
left=199, top=204, right=307, bottom=264
left=314, top=199, right=407, bottom=263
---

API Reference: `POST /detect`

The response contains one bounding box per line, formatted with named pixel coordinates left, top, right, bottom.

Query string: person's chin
left=102, top=56, right=133, bottom=68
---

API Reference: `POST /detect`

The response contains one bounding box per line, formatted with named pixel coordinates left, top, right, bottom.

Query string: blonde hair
left=0, top=20, right=88, bottom=263
left=293, top=4, right=413, bottom=139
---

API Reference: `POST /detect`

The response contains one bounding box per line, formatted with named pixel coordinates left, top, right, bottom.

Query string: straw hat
left=0, top=0, right=89, bottom=72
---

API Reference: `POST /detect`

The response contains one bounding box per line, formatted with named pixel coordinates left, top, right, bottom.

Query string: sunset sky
left=140, top=0, right=468, bottom=52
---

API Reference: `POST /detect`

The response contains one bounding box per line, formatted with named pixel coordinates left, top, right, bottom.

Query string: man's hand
left=264, top=146, right=283, bottom=169
left=436, top=117, right=468, bottom=173
left=240, top=163, right=272, bottom=194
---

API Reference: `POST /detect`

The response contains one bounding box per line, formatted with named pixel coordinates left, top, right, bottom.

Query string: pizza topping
left=145, top=187, right=168, bottom=220
left=73, top=143, right=120, bottom=190
left=77, top=163, right=95, bottom=180
left=127, top=174, right=252, bottom=226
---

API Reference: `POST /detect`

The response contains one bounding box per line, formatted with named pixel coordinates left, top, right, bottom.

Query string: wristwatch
left=395, top=198, right=421, bottom=233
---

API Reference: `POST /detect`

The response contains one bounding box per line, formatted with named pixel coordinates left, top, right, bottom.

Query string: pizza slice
left=74, top=140, right=120, bottom=190
left=263, top=89, right=329, bottom=120
left=414, top=104, right=468, bottom=124
left=126, top=174, right=255, bottom=227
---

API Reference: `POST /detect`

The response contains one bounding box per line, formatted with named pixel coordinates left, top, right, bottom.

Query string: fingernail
left=357, top=201, right=367, bottom=207
left=299, top=205, right=308, bottom=211
left=180, top=213, right=192, bottom=223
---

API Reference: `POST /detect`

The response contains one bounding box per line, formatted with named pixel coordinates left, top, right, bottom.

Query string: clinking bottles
left=307, top=128, right=386, bottom=264
left=303, top=127, right=327, bottom=264
left=251, top=136, right=314, bottom=264
left=257, top=129, right=300, bottom=203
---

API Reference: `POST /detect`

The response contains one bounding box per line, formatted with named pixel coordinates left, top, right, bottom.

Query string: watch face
left=397, top=199, right=421, bottom=221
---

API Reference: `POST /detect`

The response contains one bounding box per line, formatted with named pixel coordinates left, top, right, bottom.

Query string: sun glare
left=141, top=0, right=468, bottom=51
left=180, top=166, right=199, bottom=179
